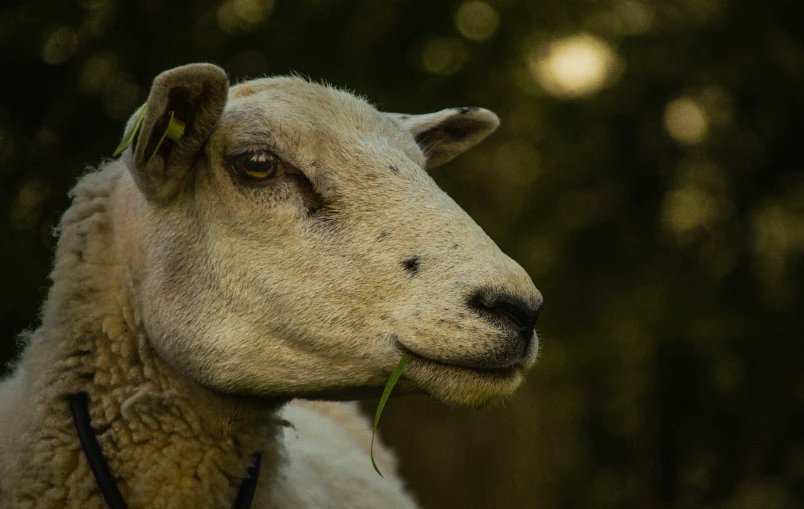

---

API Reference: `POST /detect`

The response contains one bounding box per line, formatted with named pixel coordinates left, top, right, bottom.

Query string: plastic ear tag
left=145, top=110, right=186, bottom=166
left=113, top=107, right=146, bottom=157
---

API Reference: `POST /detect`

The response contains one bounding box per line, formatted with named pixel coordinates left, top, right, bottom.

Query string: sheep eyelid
left=225, top=147, right=280, bottom=165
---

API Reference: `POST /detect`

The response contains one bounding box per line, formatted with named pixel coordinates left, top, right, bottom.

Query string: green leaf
left=371, top=351, right=413, bottom=477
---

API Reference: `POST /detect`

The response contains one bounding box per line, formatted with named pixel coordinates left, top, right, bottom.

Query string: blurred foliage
left=1, top=0, right=803, bottom=508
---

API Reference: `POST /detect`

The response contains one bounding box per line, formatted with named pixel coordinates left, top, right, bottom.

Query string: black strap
left=69, top=392, right=262, bottom=509
left=233, top=451, right=262, bottom=509
left=69, top=392, right=128, bottom=509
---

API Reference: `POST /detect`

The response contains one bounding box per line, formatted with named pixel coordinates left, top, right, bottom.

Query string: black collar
left=69, top=392, right=262, bottom=509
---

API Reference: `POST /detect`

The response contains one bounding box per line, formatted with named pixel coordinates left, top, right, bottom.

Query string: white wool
left=270, top=402, right=417, bottom=508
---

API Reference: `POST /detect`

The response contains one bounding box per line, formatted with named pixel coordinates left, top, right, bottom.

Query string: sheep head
left=117, top=63, right=542, bottom=408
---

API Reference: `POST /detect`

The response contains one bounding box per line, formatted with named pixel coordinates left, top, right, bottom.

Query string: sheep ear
left=388, top=107, right=500, bottom=169
left=117, top=63, right=229, bottom=203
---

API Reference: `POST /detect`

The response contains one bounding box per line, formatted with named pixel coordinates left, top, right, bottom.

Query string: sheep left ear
left=388, top=107, right=500, bottom=169
left=116, top=63, right=229, bottom=204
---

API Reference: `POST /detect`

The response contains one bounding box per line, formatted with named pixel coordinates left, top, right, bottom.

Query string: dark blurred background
left=1, top=0, right=803, bottom=507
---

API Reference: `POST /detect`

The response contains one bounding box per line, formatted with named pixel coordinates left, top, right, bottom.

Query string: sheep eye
left=234, top=151, right=281, bottom=181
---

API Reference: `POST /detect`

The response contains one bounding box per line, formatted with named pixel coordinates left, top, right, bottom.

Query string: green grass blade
left=371, top=351, right=413, bottom=477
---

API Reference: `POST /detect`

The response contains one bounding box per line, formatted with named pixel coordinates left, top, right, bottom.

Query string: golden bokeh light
left=454, top=1, right=500, bottom=42
left=41, top=27, right=79, bottom=65
left=752, top=183, right=804, bottom=284
left=529, top=34, right=620, bottom=98
left=661, top=186, right=729, bottom=234
left=421, top=37, right=466, bottom=76
left=217, top=0, right=275, bottom=34
left=664, top=97, right=709, bottom=145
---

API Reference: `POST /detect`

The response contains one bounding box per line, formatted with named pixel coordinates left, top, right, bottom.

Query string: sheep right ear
left=388, top=107, right=500, bottom=169
left=116, top=63, right=229, bottom=204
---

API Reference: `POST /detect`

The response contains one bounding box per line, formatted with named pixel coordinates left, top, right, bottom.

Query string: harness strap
left=69, top=392, right=262, bottom=509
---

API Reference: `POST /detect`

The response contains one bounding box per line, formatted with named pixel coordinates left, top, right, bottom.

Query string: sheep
left=0, top=63, right=543, bottom=508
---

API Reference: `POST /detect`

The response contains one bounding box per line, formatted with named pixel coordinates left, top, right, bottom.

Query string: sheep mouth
left=400, top=348, right=523, bottom=381
left=391, top=346, right=527, bottom=406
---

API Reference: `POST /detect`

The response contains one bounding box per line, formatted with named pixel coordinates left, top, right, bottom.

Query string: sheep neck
left=20, top=164, right=284, bottom=508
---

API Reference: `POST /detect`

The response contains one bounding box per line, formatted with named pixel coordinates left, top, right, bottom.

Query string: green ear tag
left=145, top=110, right=185, bottom=165
left=113, top=107, right=146, bottom=157
left=371, top=351, right=413, bottom=477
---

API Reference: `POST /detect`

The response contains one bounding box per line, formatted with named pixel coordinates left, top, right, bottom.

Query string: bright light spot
left=529, top=34, right=619, bottom=98
left=664, top=97, right=709, bottom=145
left=421, top=37, right=466, bottom=76
left=41, top=27, right=79, bottom=65
left=454, top=1, right=500, bottom=42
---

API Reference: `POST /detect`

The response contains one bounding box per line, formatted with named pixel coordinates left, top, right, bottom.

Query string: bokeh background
left=1, top=0, right=803, bottom=507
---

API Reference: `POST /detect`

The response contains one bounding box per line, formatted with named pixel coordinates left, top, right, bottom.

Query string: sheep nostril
left=467, top=290, right=540, bottom=337
left=496, top=301, right=539, bottom=332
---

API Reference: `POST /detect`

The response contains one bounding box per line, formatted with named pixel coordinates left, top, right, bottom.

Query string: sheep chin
left=402, top=354, right=527, bottom=408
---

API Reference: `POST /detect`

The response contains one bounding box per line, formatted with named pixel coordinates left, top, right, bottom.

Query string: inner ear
left=388, top=107, right=500, bottom=169
left=139, top=88, right=194, bottom=165
left=414, top=122, right=473, bottom=154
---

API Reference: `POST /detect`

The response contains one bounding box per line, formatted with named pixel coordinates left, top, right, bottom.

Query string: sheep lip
left=398, top=347, right=522, bottom=379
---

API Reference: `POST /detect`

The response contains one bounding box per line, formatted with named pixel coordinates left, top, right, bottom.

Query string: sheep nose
left=467, top=289, right=541, bottom=345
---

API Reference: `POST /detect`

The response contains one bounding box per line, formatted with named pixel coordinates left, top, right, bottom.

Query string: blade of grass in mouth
left=371, top=351, right=413, bottom=477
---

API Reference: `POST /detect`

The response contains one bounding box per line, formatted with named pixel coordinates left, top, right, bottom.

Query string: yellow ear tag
left=146, top=110, right=185, bottom=166
left=113, top=107, right=146, bottom=157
